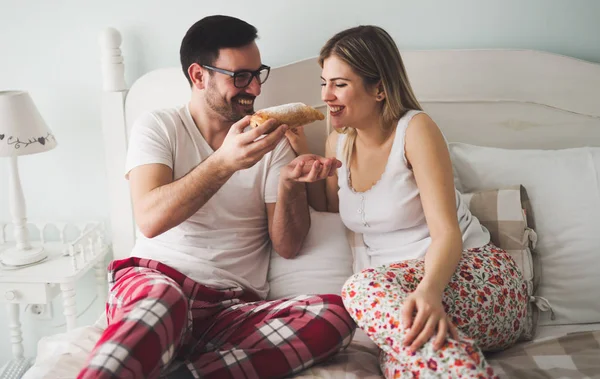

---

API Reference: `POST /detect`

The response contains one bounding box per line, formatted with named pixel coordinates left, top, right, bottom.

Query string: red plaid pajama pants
left=77, top=257, right=355, bottom=379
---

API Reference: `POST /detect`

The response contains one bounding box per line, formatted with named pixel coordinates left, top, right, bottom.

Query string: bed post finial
left=99, top=26, right=135, bottom=259
left=99, top=27, right=127, bottom=91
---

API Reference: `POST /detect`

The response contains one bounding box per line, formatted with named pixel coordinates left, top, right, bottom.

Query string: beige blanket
left=24, top=319, right=600, bottom=378
left=488, top=330, right=600, bottom=379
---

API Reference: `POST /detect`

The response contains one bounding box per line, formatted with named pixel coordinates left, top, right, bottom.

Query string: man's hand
left=214, top=116, right=288, bottom=172
left=281, top=154, right=342, bottom=184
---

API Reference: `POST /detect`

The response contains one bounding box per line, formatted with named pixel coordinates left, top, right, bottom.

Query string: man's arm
left=130, top=116, right=288, bottom=238
left=129, top=154, right=234, bottom=238
left=266, top=151, right=342, bottom=259
left=266, top=180, right=310, bottom=259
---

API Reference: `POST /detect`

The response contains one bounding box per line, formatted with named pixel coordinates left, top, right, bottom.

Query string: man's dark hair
left=180, top=15, right=258, bottom=85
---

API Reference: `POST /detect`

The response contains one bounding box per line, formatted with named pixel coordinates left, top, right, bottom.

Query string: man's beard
left=206, top=85, right=255, bottom=122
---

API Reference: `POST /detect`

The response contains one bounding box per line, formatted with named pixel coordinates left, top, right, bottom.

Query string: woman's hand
left=281, top=154, right=341, bottom=184
left=402, top=286, right=459, bottom=352
left=285, top=126, right=310, bottom=156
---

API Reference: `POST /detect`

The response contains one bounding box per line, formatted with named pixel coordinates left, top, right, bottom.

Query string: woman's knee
left=341, top=265, right=412, bottom=305
left=342, top=267, right=382, bottom=292
left=341, top=270, right=372, bottom=309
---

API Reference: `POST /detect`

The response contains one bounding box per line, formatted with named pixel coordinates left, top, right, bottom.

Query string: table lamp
left=0, top=91, right=57, bottom=267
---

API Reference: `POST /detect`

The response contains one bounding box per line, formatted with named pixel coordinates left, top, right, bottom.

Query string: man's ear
left=188, top=63, right=206, bottom=90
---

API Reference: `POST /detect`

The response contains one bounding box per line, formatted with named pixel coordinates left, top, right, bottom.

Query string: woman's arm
left=285, top=127, right=340, bottom=213
left=308, top=131, right=340, bottom=212
left=408, top=114, right=463, bottom=293
left=401, top=113, right=463, bottom=351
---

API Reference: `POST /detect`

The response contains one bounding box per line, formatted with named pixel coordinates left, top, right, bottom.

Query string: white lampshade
left=0, top=91, right=57, bottom=267
left=0, top=91, right=57, bottom=157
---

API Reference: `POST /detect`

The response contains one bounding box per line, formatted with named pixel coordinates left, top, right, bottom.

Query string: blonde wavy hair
left=319, top=26, right=423, bottom=164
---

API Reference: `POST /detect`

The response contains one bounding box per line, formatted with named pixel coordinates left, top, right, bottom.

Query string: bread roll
left=250, top=102, right=324, bottom=129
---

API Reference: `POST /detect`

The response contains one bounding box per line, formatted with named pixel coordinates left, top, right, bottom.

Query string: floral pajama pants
left=341, top=243, right=528, bottom=379
left=78, top=257, right=355, bottom=379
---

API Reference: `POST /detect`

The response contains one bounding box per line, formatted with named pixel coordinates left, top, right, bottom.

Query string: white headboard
left=99, top=28, right=600, bottom=260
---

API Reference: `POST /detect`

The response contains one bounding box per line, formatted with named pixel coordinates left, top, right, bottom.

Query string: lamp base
left=0, top=246, right=47, bottom=267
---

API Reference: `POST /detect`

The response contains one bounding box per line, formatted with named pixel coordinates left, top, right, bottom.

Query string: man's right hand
left=215, top=115, right=288, bottom=172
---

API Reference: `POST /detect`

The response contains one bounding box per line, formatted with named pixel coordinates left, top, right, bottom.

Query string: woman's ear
left=375, top=82, right=386, bottom=102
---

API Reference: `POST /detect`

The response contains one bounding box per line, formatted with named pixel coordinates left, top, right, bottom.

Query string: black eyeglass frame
left=201, top=64, right=271, bottom=88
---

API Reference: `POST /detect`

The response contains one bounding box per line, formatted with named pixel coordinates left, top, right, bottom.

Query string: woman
left=285, top=26, right=528, bottom=378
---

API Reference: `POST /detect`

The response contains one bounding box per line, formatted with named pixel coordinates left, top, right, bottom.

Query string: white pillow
left=450, top=143, right=600, bottom=326
left=267, top=208, right=353, bottom=300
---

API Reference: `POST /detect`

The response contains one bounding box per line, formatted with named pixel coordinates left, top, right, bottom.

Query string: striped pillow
left=462, top=185, right=541, bottom=340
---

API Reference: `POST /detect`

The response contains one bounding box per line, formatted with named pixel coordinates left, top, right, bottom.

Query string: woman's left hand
left=284, top=126, right=310, bottom=156
left=402, top=286, right=460, bottom=352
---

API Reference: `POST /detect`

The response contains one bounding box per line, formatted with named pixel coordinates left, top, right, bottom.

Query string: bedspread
left=23, top=321, right=600, bottom=378
left=487, top=330, right=600, bottom=378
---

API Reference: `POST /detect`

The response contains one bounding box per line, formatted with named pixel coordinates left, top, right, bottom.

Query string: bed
left=22, top=28, right=600, bottom=378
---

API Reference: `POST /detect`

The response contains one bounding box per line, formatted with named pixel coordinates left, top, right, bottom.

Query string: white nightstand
left=0, top=222, right=109, bottom=364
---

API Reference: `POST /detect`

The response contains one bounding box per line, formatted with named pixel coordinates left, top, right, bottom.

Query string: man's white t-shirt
left=125, top=104, right=295, bottom=299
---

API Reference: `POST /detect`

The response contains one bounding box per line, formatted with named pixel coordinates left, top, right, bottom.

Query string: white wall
left=0, top=0, right=599, bottom=361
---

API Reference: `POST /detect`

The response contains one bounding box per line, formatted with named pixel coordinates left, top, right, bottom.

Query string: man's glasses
left=202, top=64, right=271, bottom=88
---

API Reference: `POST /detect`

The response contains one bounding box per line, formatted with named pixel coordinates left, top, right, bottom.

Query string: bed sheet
left=22, top=317, right=600, bottom=378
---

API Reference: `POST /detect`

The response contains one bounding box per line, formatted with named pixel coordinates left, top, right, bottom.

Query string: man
left=78, top=15, right=354, bottom=379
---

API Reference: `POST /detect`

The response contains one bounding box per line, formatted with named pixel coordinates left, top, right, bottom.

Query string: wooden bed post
left=99, top=28, right=135, bottom=260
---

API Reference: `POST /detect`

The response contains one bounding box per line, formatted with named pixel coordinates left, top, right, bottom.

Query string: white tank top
left=337, top=110, right=490, bottom=271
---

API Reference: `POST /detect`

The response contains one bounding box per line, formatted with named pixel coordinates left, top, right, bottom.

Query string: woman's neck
left=355, top=117, right=396, bottom=148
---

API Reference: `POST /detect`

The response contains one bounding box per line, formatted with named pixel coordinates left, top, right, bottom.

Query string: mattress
left=22, top=319, right=600, bottom=378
